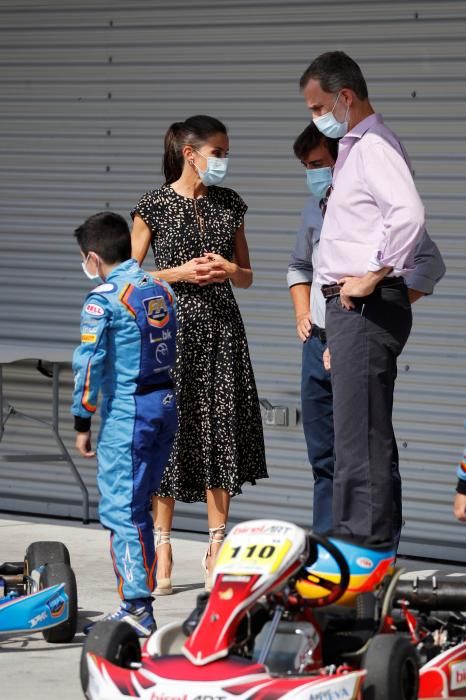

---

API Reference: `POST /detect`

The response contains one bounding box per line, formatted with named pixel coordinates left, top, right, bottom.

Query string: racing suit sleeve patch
left=81, top=333, right=97, bottom=343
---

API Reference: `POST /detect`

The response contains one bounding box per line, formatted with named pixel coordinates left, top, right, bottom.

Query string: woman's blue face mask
left=194, top=150, right=229, bottom=186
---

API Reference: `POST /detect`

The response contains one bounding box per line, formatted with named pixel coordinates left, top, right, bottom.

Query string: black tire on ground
left=80, top=621, right=141, bottom=694
left=24, top=541, right=71, bottom=576
left=40, top=561, right=78, bottom=643
left=362, top=634, right=419, bottom=700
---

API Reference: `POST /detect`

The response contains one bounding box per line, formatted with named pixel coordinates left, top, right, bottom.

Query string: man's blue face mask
left=313, top=92, right=349, bottom=139
left=306, top=166, right=333, bottom=200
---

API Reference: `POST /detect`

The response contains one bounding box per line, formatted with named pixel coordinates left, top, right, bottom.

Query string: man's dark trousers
left=301, top=327, right=404, bottom=542
left=325, top=285, right=412, bottom=546
left=301, top=333, right=334, bottom=533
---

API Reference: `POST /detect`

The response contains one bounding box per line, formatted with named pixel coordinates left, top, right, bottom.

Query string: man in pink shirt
left=300, top=51, right=426, bottom=547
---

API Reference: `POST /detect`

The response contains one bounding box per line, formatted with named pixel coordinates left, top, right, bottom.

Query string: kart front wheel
left=80, top=621, right=141, bottom=694
left=25, top=541, right=71, bottom=576
left=40, top=562, right=78, bottom=643
left=362, top=634, right=419, bottom=700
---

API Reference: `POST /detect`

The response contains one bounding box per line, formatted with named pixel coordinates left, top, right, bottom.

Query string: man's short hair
left=299, top=51, right=368, bottom=101
left=293, top=123, right=339, bottom=163
left=74, top=212, right=132, bottom=264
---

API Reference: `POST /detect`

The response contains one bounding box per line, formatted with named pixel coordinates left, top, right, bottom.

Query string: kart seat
left=316, top=591, right=378, bottom=662
left=0, top=561, right=23, bottom=575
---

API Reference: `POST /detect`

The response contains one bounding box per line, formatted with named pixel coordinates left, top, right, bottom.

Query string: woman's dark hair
left=163, top=115, right=228, bottom=184
left=74, top=211, right=131, bottom=264
left=293, top=122, right=339, bottom=163
left=299, top=51, right=368, bottom=101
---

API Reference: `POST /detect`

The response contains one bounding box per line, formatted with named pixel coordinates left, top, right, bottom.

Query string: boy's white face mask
left=81, top=253, right=101, bottom=280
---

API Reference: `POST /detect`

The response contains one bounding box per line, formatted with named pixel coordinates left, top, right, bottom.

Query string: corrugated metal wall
left=0, top=0, right=465, bottom=559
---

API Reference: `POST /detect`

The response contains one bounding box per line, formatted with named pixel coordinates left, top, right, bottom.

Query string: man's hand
left=338, top=275, right=377, bottom=309
left=296, top=312, right=312, bottom=342
left=323, top=347, right=331, bottom=371
left=289, top=283, right=312, bottom=341
left=338, top=268, right=392, bottom=310
left=453, top=492, right=466, bottom=522
left=75, top=431, right=95, bottom=458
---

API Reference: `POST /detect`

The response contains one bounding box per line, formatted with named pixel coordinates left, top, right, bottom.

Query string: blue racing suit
left=72, top=259, right=178, bottom=600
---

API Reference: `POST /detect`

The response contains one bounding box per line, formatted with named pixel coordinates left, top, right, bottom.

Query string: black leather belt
left=135, top=380, right=174, bottom=395
left=311, top=325, right=327, bottom=342
left=321, top=276, right=404, bottom=300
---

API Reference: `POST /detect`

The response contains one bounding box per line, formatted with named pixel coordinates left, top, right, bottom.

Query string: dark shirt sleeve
left=406, top=229, right=446, bottom=295
left=287, top=205, right=315, bottom=288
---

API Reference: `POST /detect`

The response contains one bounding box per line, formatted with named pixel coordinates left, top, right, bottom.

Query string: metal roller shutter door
left=0, top=0, right=465, bottom=560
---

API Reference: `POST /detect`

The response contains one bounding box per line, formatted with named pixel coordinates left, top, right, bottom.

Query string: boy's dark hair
left=74, top=212, right=132, bottom=264
left=299, top=51, right=368, bottom=101
left=293, top=123, right=339, bottom=163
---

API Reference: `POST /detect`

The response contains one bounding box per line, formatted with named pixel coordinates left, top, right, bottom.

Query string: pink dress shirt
left=315, top=113, right=426, bottom=285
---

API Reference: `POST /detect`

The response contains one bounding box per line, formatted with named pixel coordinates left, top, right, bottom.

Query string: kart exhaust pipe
left=395, top=577, right=466, bottom=611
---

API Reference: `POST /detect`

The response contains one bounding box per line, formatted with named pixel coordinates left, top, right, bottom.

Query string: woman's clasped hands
left=181, top=252, right=234, bottom=286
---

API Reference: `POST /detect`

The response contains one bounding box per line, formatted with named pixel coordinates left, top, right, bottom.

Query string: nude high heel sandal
left=202, top=523, right=226, bottom=592
left=154, top=528, right=173, bottom=596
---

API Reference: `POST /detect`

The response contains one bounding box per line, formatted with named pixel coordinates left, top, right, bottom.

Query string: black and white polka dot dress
left=132, top=184, right=268, bottom=502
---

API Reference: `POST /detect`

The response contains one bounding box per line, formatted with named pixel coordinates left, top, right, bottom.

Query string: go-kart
left=0, top=540, right=78, bottom=642
left=81, top=520, right=466, bottom=699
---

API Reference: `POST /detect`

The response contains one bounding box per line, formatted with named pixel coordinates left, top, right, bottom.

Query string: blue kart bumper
left=0, top=583, right=69, bottom=634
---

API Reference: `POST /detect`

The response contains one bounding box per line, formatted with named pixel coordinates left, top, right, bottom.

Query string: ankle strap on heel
left=155, top=527, right=171, bottom=548
left=207, top=523, right=225, bottom=555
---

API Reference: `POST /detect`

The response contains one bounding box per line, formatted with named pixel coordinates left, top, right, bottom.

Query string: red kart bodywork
left=87, top=652, right=366, bottom=700
left=419, top=643, right=466, bottom=698
left=83, top=520, right=466, bottom=700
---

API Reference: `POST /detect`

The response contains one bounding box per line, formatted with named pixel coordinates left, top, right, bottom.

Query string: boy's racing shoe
left=83, top=598, right=156, bottom=637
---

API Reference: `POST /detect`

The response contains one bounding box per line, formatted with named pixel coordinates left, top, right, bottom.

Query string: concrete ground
left=1, top=513, right=466, bottom=699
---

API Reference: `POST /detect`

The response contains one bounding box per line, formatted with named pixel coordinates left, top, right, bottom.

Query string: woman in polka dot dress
left=131, top=115, right=267, bottom=592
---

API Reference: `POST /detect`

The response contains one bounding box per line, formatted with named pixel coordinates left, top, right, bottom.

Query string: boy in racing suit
left=71, top=211, right=177, bottom=635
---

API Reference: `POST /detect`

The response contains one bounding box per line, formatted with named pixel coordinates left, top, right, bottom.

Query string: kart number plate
left=217, top=538, right=292, bottom=575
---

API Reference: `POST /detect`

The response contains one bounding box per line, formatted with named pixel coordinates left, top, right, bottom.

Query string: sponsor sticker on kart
left=47, top=593, right=66, bottom=618
left=29, top=611, right=48, bottom=628
left=450, top=659, right=466, bottom=690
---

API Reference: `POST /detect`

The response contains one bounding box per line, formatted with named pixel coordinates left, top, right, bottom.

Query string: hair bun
left=171, top=121, right=186, bottom=134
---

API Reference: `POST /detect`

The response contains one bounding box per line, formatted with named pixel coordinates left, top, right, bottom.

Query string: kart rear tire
left=362, top=634, right=419, bottom=700
left=40, top=562, right=78, bottom=643
left=25, top=541, right=71, bottom=576
left=80, top=621, right=141, bottom=694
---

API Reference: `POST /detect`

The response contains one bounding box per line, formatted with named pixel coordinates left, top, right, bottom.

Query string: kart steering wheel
left=300, top=532, right=350, bottom=608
